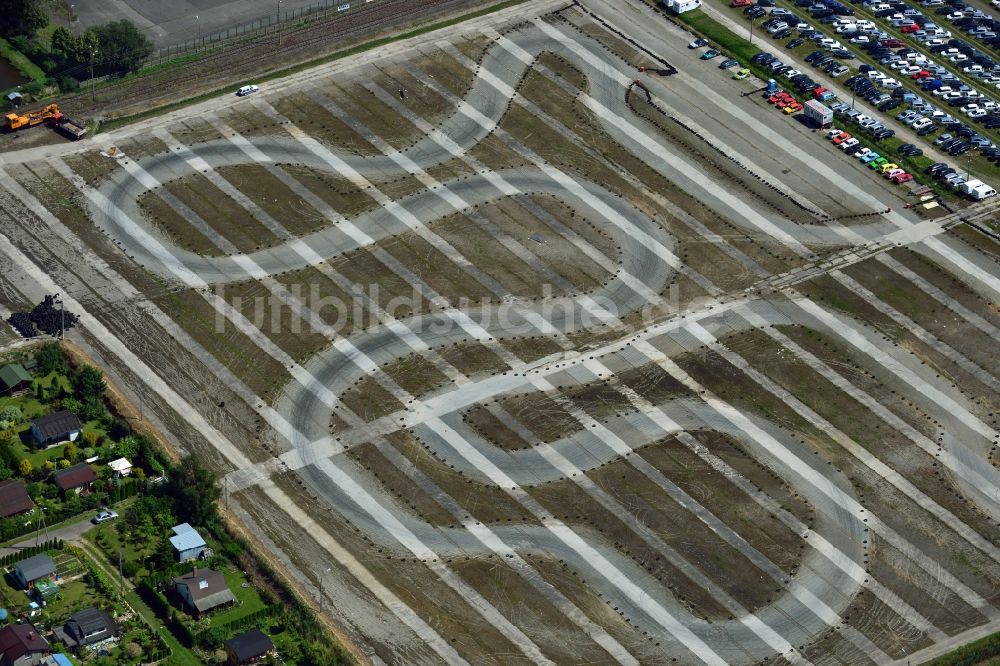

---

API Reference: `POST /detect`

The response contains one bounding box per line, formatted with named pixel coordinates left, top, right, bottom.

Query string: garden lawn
left=204, top=568, right=268, bottom=628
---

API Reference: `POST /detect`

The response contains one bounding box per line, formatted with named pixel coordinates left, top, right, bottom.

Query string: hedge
left=0, top=539, right=64, bottom=567
left=928, top=631, right=1000, bottom=666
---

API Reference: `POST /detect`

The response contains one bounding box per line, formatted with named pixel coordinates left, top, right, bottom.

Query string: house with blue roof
left=169, top=523, right=212, bottom=562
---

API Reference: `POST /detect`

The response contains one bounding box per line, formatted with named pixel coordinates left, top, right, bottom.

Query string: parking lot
left=706, top=0, right=1000, bottom=197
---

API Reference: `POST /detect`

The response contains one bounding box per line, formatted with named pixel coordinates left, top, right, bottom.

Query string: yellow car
left=878, top=162, right=899, bottom=173
left=733, top=67, right=750, bottom=80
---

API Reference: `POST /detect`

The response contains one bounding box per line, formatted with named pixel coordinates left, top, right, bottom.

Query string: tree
left=0, top=0, right=47, bottom=38
left=91, top=20, right=151, bottom=74
left=18, top=459, right=32, bottom=478
left=50, top=25, right=75, bottom=58
left=64, top=442, right=78, bottom=463
left=166, top=455, right=220, bottom=525
left=35, top=344, right=66, bottom=376
left=72, top=365, right=106, bottom=401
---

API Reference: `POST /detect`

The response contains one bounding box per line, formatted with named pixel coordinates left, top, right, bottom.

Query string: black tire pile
left=6, top=295, right=79, bottom=338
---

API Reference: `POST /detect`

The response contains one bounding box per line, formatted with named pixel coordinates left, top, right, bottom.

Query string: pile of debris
left=6, top=295, right=78, bottom=338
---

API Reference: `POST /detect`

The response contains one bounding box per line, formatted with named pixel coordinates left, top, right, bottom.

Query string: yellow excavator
left=6, top=102, right=62, bottom=130
left=5, top=102, right=86, bottom=139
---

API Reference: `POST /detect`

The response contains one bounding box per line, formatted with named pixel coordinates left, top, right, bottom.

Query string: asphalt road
left=0, top=514, right=97, bottom=558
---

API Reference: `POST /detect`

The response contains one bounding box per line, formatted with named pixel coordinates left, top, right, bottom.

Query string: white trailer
left=804, top=100, right=834, bottom=127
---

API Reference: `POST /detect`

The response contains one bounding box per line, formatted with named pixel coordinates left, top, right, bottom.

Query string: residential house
left=30, top=411, right=82, bottom=447
left=169, top=523, right=211, bottom=562
left=51, top=464, right=96, bottom=495
left=0, top=364, right=31, bottom=397
left=0, top=623, right=49, bottom=666
left=224, top=629, right=275, bottom=665
left=107, top=457, right=132, bottom=478
left=13, top=554, right=56, bottom=590
left=56, top=607, right=117, bottom=648
left=172, top=567, right=235, bottom=615
left=0, top=479, right=33, bottom=518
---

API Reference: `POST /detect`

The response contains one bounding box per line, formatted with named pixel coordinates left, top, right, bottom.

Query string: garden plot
left=2, top=2, right=999, bottom=664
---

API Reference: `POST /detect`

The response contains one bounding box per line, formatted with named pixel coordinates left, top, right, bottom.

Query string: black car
left=751, top=52, right=774, bottom=63
left=874, top=128, right=895, bottom=140
left=917, top=124, right=939, bottom=136
left=950, top=142, right=972, bottom=155
left=787, top=38, right=805, bottom=48
left=831, top=49, right=856, bottom=59
left=879, top=100, right=902, bottom=112
left=956, top=125, right=976, bottom=137
left=773, top=27, right=793, bottom=39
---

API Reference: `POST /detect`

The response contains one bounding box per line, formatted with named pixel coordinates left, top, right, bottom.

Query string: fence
left=147, top=0, right=384, bottom=65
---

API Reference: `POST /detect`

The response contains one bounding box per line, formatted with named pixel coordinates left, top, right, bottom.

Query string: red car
left=731, top=0, right=753, bottom=6
left=892, top=172, right=914, bottom=183
left=881, top=38, right=904, bottom=47
left=901, top=23, right=919, bottom=33
left=832, top=131, right=852, bottom=145
left=768, top=91, right=791, bottom=104
left=912, top=70, right=931, bottom=79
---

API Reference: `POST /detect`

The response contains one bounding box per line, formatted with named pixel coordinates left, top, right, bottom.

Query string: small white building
left=664, top=0, right=702, bottom=13
left=108, top=458, right=132, bottom=478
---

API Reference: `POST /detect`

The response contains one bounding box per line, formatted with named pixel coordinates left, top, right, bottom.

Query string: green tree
left=18, top=458, right=32, bottom=478
left=0, top=0, right=47, bottom=38
left=91, top=20, right=151, bottom=74
left=64, top=442, right=78, bottom=463
left=72, top=365, right=106, bottom=401
left=49, top=25, right=75, bottom=58
left=166, top=455, right=220, bottom=525
left=34, top=344, right=66, bottom=375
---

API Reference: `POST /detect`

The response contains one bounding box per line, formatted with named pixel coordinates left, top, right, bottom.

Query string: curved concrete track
left=62, top=9, right=1000, bottom=665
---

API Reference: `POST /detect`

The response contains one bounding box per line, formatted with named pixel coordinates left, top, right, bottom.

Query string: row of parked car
left=903, top=0, right=1000, bottom=60
left=827, top=128, right=917, bottom=179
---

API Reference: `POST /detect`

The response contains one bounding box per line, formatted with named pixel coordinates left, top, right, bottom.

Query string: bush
left=56, top=75, right=79, bottom=92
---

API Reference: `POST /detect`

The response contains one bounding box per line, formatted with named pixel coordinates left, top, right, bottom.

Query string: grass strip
left=97, top=0, right=528, bottom=133
left=0, top=37, right=46, bottom=88
left=926, top=630, right=1000, bottom=666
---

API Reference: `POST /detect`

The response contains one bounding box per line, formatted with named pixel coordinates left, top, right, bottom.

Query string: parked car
left=701, top=49, right=721, bottom=60
left=689, top=38, right=709, bottom=49
left=733, top=67, right=752, bottom=79
left=236, top=84, right=259, bottom=97
left=93, top=510, right=119, bottom=524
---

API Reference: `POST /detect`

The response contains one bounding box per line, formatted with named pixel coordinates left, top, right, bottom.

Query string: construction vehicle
left=6, top=103, right=61, bottom=130
left=50, top=111, right=86, bottom=140
left=4, top=103, right=87, bottom=139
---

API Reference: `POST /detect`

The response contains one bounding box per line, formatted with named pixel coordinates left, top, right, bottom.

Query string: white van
left=236, top=84, right=259, bottom=97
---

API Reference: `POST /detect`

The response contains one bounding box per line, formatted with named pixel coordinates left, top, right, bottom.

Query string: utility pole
left=749, top=17, right=754, bottom=47
left=89, top=48, right=96, bottom=101
left=277, top=0, right=283, bottom=46
left=319, top=566, right=331, bottom=612
left=118, top=551, right=124, bottom=597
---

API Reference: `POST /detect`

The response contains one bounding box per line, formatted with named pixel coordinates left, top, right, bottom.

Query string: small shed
left=14, top=554, right=56, bottom=590
left=52, top=463, right=96, bottom=494
left=108, top=457, right=132, bottom=478
left=169, top=523, right=210, bottom=562
left=225, top=629, right=275, bottom=665
left=0, top=479, right=33, bottom=517
left=30, top=411, right=82, bottom=447
left=6, top=91, right=22, bottom=108
left=0, top=364, right=31, bottom=396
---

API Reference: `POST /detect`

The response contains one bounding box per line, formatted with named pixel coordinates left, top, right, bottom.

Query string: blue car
left=701, top=49, right=721, bottom=60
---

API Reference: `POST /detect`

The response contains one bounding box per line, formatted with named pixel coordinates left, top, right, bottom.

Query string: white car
left=854, top=147, right=872, bottom=159
left=882, top=78, right=902, bottom=89
left=236, top=84, right=259, bottom=97
left=967, top=108, right=988, bottom=118
left=911, top=117, right=933, bottom=130
left=93, top=510, right=119, bottom=524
